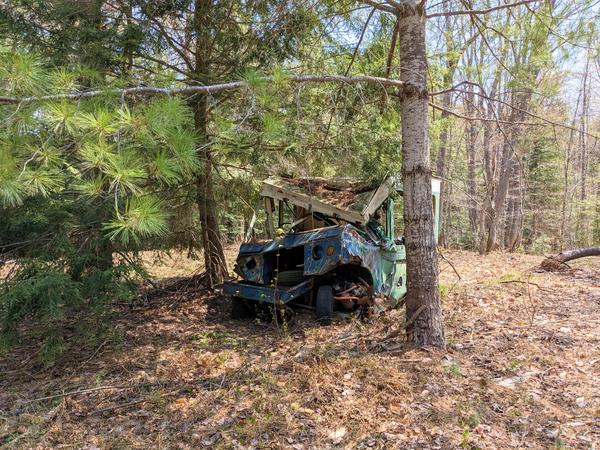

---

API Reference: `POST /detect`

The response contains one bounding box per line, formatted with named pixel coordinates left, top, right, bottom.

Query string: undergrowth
left=0, top=260, right=141, bottom=366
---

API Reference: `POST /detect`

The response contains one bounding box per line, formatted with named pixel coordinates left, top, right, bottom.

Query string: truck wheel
left=231, top=297, right=251, bottom=319
left=315, top=285, right=334, bottom=325
left=275, top=270, right=304, bottom=285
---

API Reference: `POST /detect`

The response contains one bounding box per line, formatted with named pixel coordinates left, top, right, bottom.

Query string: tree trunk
left=503, top=157, right=523, bottom=251
left=484, top=92, right=529, bottom=253
left=485, top=126, right=514, bottom=253
left=465, top=83, right=478, bottom=238
left=192, top=0, right=228, bottom=288
left=478, top=119, right=495, bottom=254
left=476, top=25, right=511, bottom=254
left=435, top=105, right=450, bottom=247
left=398, top=2, right=445, bottom=348
left=575, top=50, right=590, bottom=244
left=579, top=51, right=590, bottom=204
left=540, top=246, right=600, bottom=271
left=434, top=2, right=456, bottom=248
left=560, top=96, right=581, bottom=249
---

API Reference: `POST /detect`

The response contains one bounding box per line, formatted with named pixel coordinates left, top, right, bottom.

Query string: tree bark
left=398, top=2, right=445, bottom=348
left=503, top=156, right=523, bottom=251
left=477, top=32, right=507, bottom=254
left=575, top=50, right=591, bottom=244
left=465, top=82, right=478, bottom=237
left=435, top=102, right=450, bottom=247
left=485, top=122, right=514, bottom=253
left=192, top=0, right=228, bottom=288
left=434, top=1, right=455, bottom=248
left=540, top=246, right=600, bottom=271
left=484, top=91, right=529, bottom=253
left=561, top=114, right=578, bottom=249
left=478, top=116, right=495, bottom=254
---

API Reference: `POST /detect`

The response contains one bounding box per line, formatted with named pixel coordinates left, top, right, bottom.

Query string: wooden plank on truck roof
left=261, top=179, right=365, bottom=224
left=362, top=177, right=394, bottom=221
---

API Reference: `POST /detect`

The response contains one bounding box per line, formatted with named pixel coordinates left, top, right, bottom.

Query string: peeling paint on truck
left=223, top=175, right=440, bottom=317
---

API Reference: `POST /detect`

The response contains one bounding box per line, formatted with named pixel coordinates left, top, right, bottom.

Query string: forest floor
left=1, top=248, right=600, bottom=449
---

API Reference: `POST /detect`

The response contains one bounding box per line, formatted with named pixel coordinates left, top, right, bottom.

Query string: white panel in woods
left=431, top=177, right=442, bottom=194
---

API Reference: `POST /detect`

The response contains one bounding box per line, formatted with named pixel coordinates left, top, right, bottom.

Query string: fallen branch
left=540, top=247, right=600, bottom=272
left=438, top=250, right=461, bottom=280
left=403, top=304, right=427, bottom=331
left=17, top=385, right=128, bottom=406
left=88, top=398, right=149, bottom=416
left=498, top=279, right=551, bottom=292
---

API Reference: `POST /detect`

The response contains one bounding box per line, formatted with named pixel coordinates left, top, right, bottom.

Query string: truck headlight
left=312, top=245, right=324, bottom=260
left=236, top=256, right=259, bottom=280
left=244, top=257, right=257, bottom=270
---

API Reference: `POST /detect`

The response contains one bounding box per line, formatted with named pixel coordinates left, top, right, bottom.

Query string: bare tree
left=398, top=2, right=445, bottom=346
left=434, top=1, right=457, bottom=247
left=364, top=0, right=445, bottom=346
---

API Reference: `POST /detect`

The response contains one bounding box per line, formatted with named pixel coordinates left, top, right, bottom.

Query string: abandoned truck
left=223, top=175, right=441, bottom=324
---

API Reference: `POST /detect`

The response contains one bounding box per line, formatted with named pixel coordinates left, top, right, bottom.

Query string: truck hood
left=239, top=224, right=365, bottom=255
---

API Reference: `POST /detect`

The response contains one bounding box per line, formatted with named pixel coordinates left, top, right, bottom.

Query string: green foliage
left=104, top=196, right=170, bottom=246
left=0, top=261, right=138, bottom=364
left=0, top=51, right=202, bottom=361
left=0, top=53, right=199, bottom=247
left=0, top=270, right=81, bottom=341
left=43, top=101, right=80, bottom=134
left=0, top=51, right=46, bottom=95
left=243, top=68, right=268, bottom=90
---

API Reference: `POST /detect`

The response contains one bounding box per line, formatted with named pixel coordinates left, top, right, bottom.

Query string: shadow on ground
left=2, top=250, right=600, bottom=449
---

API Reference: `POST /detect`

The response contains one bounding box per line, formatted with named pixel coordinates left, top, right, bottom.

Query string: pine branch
left=0, top=74, right=407, bottom=105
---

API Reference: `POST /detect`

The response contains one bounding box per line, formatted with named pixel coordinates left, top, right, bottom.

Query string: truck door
left=381, top=196, right=407, bottom=304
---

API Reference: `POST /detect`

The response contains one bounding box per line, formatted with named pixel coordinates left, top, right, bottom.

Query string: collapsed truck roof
left=260, top=175, right=441, bottom=225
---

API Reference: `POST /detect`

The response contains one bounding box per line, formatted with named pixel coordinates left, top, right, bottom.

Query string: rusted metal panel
left=230, top=223, right=407, bottom=303
left=261, top=179, right=365, bottom=224
left=223, top=278, right=313, bottom=304
left=227, top=175, right=441, bottom=313
left=303, top=238, right=342, bottom=275
left=234, top=254, right=267, bottom=284
left=238, top=225, right=344, bottom=255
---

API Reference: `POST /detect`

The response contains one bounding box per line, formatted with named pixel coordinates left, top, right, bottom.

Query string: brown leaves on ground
left=1, top=249, right=600, bottom=449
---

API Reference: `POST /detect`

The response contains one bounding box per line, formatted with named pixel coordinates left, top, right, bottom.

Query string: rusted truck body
left=223, top=175, right=441, bottom=323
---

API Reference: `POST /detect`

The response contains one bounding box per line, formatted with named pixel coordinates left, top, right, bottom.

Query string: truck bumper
left=223, top=278, right=313, bottom=304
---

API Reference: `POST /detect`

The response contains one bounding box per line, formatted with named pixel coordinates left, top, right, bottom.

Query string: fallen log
left=540, top=246, right=600, bottom=271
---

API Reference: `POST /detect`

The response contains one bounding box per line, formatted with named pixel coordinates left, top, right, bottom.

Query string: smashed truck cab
left=223, top=175, right=441, bottom=324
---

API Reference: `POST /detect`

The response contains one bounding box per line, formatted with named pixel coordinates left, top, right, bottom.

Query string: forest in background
left=1, top=0, right=600, bottom=356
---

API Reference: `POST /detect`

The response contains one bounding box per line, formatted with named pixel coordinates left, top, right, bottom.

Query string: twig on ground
left=71, top=339, right=108, bottom=374
left=403, top=304, right=426, bottom=331
left=439, top=250, right=461, bottom=280
left=499, top=279, right=551, bottom=291
left=89, top=387, right=187, bottom=416
left=16, top=386, right=129, bottom=410
left=369, top=304, right=427, bottom=350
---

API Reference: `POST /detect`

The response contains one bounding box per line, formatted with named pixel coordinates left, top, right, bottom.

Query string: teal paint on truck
left=224, top=175, right=441, bottom=318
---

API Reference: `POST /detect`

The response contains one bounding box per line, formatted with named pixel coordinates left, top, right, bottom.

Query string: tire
left=275, top=270, right=304, bottom=285
left=315, top=285, right=334, bottom=325
left=231, top=296, right=251, bottom=319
